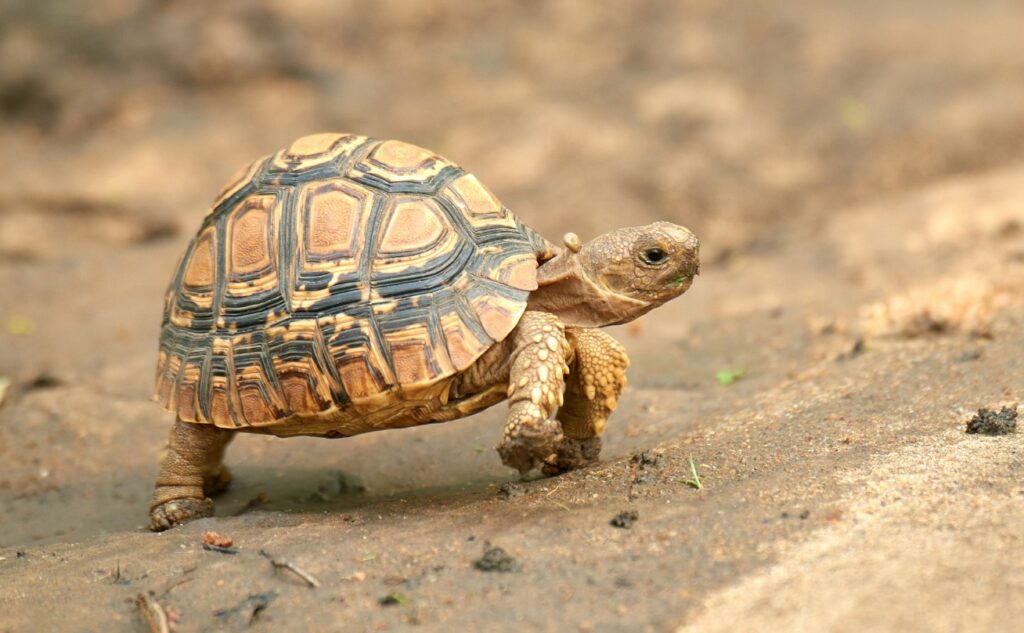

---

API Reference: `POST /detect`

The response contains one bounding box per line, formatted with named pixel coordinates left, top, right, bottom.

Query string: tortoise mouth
left=668, top=274, right=695, bottom=288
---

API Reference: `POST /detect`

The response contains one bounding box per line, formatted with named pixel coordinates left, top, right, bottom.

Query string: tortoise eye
left=640, top=247, right=669, bottom=266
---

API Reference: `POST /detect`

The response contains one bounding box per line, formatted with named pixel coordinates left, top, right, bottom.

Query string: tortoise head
left=527, top=222, right=700, bottom=328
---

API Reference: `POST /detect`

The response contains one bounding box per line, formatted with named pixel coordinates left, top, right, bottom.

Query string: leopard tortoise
left=150, top=133, right=699, bottom=530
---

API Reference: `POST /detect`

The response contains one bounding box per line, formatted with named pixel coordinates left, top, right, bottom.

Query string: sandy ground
left=1, top=1, right=1023, bottom=631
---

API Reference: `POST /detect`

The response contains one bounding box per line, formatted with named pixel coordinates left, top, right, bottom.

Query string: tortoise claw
left=497, top=417, right=563, bottom=474
left=149, top=497, right=214, bottom=532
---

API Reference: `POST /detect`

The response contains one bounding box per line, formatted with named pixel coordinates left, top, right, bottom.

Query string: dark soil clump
left=630, top=450, right=663, bottom=488
left=610, top=510, right=639, bottom=529
left=473, top=544, right=520, bottom=572
left=631, top=450, right=662, bottom=469
left=497, top=482, right=524, bottom=500
left=965, top=407, right=1018, bottom=436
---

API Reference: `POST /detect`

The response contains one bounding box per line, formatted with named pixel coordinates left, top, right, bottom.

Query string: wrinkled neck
left=527, top=253, right=651, bottom=328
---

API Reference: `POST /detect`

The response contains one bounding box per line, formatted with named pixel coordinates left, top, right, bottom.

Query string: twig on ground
left=214, top=592, right=277, bottom=625
left=232, top=492, right=269, bottom=516
left=156, top=566, right=197, bottom=599
left=551, top=499, right=571, bottom=512
left=259, top=550, right=321, bottom=588
left=201, top=543, right=238, bottom=555
left=136, top=592, right=170, bottom=633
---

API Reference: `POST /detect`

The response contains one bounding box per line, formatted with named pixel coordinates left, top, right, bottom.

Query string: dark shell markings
left=155, top=134, right=543, bottom=430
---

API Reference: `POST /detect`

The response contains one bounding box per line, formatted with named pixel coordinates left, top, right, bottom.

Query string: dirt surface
left=2, top=2, right=1024, bottom=631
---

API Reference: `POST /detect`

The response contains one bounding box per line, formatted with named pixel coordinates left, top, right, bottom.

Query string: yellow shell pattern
left=155, top=133, right=546, bottom=430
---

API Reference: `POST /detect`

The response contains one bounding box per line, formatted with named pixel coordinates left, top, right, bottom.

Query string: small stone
left=201, top=531, right=234, bottom=548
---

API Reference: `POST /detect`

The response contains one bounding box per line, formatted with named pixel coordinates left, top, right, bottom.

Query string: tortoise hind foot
left=149, top=497, right=215, bottom=532
left=203, top=465, right=233, bottom=497
left=541, top=436, right=602, bottom=477
left=149, top=420, right=233, bottom=531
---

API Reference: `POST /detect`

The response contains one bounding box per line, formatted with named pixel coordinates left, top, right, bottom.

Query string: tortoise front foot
left=541, top=436, right=602, bottom=476
left=497, top=413, right=563, bottom=474
left=499, top=312, right=572, bottom=474
left=149, top=497, right=214, bottom=532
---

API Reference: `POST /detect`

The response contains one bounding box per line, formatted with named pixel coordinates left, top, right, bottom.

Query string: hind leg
left=543, top=328, right=629, bottom=476
left=149, top=420, right=235, bottom=532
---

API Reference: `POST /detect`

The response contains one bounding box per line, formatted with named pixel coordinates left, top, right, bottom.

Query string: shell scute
left=385, top=322, right=450, bottom=385
left=212, top=155, right=267, bottom=211
left=437, top=300, right=492, bottom=369
left=268, top=133, right=367, bottom=176
left=468, top=285, right=526, bottom=341
left=442, top=173, right=518, bottom=231
left=346, top=139, right=458, bottom=192
left=304, top=181, right=367, bottom=261
left=229, top=197, right=274, bottom=275
left=378, top=197, right=449, bottom=255
left=183, top=229, right=216, bottom=289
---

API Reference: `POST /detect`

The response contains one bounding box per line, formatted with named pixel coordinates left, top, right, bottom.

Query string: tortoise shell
left=155, top=133, right=549, bottom=429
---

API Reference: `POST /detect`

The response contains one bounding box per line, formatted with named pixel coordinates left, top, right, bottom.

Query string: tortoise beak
left=664, top=223, right=699, bottom=278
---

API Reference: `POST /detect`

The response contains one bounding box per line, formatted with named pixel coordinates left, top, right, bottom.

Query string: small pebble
left=610, top=510, right=639, bottom=529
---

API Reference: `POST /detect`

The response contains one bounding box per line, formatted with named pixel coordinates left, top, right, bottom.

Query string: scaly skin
left=544, top=328, right=629, bottom=475
left=496, top=311, right=573, bottom=473
left=147, top=195, right=699, bottom=529
left=146, top=322, right=632, bottom=527
left=150, top=421, right=235, bottom=531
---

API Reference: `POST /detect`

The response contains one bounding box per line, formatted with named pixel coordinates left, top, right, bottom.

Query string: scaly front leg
left=496, top=311, right=572, bottom=474
left=543, top=328, right=629, bottom=475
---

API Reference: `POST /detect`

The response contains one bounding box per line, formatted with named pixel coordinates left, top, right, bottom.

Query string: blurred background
left=3, top=0, right=1023, bottom=264
left=2, top=2, right=1024, bottom=630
